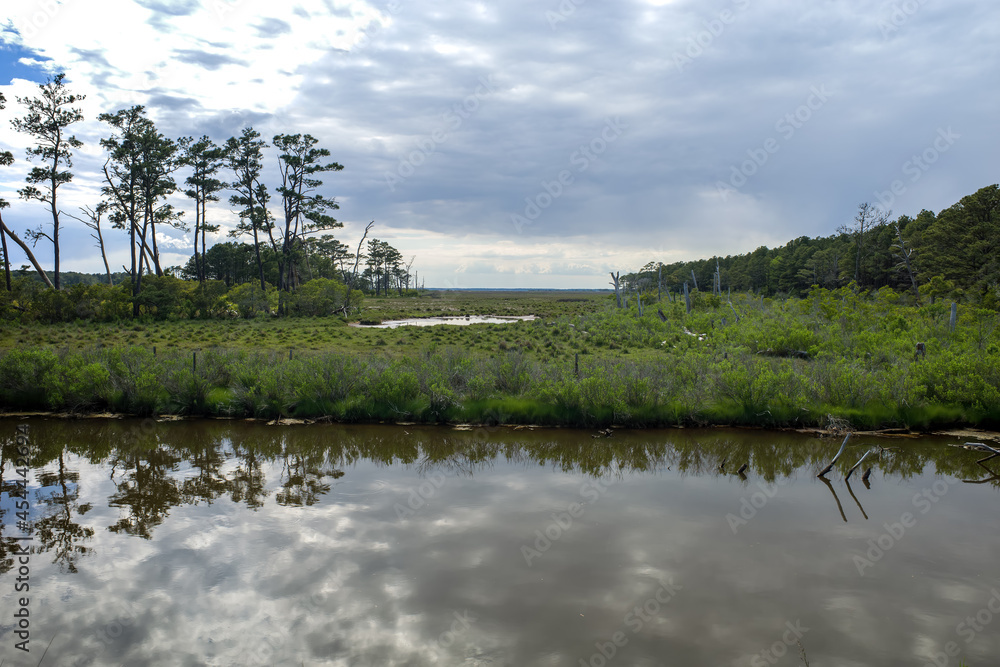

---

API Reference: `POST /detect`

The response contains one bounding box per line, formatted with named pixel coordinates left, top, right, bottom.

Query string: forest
left=0, top=73, right=418, bottom=322
left=626, top=188, right=1000, bottom=309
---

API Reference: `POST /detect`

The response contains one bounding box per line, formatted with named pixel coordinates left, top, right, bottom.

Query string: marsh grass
left=1, top=287, right=999, bottom=428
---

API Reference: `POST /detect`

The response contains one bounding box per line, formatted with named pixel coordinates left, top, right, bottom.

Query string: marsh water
left=1, top=419, right=998, bottom=666
left=351, top=315, right=536, bottom=328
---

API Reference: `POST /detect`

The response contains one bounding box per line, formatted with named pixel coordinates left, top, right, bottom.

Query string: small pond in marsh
left=1, top=419, right=998, bottom=666
left=351, top=315, right=536, bottom=328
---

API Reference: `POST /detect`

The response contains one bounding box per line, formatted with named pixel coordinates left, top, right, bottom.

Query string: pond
left=351, top=315, right=536, bottom=328
left=1, top=419, right=998, bottom=666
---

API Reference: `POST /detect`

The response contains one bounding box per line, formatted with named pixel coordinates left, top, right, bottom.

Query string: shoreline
left=2, top=409, right=997, bottom=442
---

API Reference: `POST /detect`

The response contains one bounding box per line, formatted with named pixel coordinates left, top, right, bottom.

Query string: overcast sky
left=0, top=0, right=997, bottom=288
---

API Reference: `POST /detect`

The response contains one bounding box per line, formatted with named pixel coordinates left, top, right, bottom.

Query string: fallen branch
left=817, top=433, right=851, bottom=477
left=846, top=448, right=874, bottom=481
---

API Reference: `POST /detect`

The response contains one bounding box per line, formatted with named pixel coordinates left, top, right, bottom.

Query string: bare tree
left=840, top=202, right=890, bottom=287
left=609, top=271, right=622, bottom=308
left=65, top=202, right=113, bottom=285
left=892, top=218, right=918, bottom=298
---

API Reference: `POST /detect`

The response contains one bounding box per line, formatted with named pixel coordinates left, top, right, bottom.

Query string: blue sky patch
left=0, top=37, right=53, bottom=85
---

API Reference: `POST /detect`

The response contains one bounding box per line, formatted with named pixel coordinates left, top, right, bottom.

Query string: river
left=0, top=419, right=997, bottom=666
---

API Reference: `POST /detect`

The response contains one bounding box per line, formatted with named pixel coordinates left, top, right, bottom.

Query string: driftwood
left=736, top=462, right=748, bottom=475
left=845, top=448, right=874, bottom=480
left=817, top=434, right=851, bottom=477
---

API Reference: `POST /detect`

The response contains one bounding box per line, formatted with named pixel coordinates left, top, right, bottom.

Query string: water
left=1, top=419, right=998, bottom=666
left=351, top=315, right=536, bottom=328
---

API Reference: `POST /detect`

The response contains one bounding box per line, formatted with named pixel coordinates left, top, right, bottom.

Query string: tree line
left=0, top=72, right=419, bottom=319
left=624, top=184, right=1000, bottom=308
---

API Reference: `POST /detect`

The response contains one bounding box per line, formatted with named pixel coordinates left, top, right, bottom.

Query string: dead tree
left=0, top=208, right=54, bottom=288
left=609, top=271, right=622, bottom=308
left=892, top=220, right=918, bottom=298
left=65, top=202, right=113, bottom=285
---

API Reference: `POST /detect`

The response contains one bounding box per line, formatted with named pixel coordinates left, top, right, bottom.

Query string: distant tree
left=891, top=215, right=918, bottom=297
left=10, top=72, right=85, bottom=290
left=64, top=202, right=113, bottom=285
left=922, top=185, right=1000, bottom=297
left=179, top=136, right=226, bottom=284
left=100, top=106, right=183, bottom=316
left=840, top=202, right=890, bottom=288
left=225, top=127, right=271, bottom=292
left=271, top=133, right=344, bottom=312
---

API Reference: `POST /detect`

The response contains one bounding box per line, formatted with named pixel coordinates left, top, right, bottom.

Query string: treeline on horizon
left=627, top=184, right=1000, bottom=309
left=0, top=72, right=420, bottom=322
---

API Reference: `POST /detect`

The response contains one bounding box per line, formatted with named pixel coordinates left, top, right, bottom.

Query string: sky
left=0, top=0, right=997, bottom=289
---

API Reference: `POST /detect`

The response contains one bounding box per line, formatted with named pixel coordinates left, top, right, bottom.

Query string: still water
left=350, top=315, right=536, bottom=328
left=1, top=419, right=998, bottom=666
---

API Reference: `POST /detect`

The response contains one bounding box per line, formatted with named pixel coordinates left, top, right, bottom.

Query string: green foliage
left=291, top=277, right=349, bottom=316
left=224, top=282, right=278, bottom=318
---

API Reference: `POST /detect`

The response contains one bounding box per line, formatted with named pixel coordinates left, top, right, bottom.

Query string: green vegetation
left=630, top=186, right=1000, bottom=307
left=1, top=287, right=997, bottom=430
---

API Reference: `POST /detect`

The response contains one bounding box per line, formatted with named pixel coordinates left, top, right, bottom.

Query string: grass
left=0, top=287, right=998, bottom=429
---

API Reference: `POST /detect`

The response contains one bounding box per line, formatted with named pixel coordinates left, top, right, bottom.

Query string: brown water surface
left=0, top=419, right=997, bottom=666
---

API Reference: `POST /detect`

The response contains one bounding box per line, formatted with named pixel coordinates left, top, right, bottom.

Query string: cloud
left=0, top=0, right=997, bottom=287
left=171, top=47, right=248, bottom=70
left=254, top=17, right=292, bottom=38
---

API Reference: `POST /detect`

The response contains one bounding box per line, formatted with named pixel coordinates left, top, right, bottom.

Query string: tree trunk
left=51, top=170, right=61, bottom=290
left=1, top=224, right=11, bottom=290
left=0, top=211, right=54, bottom=288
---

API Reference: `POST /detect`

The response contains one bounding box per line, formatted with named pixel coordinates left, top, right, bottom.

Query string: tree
left=0, top=91, right=54, bottom=290
left=225, top=127, right=271, bottom=292
left=891, top=215, right=918, bottom=298
left=64, top=202, right=113, bottom=285
left=840, top=202, right=890, bottom=288
left=100, top=106, right=182, bottom=316
left=271, top=133, right=344, bottom=312
left=179, top=136, right=225, bottom=284
left=922, top=185, right=1000, bottom=297
left=11, top=72, right=85, bottom=290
